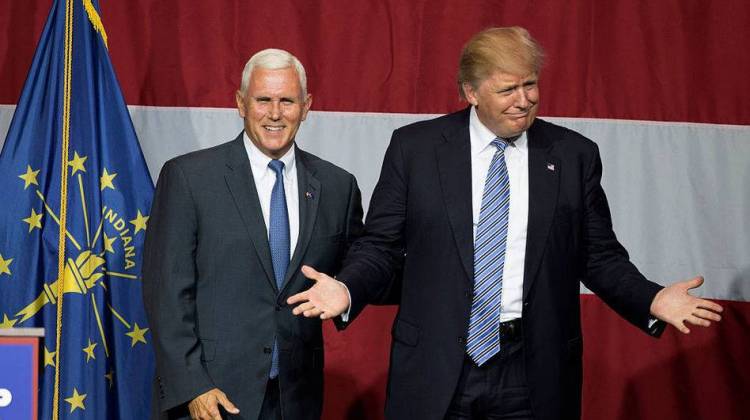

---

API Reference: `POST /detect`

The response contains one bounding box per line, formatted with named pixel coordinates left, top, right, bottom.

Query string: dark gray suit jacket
left=338, top=108, right=664, bottom=419
left=142, top=134, right=363, bottom=419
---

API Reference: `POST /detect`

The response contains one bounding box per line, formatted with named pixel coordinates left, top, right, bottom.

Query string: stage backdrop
left=2, top=1, right=748, bottom=419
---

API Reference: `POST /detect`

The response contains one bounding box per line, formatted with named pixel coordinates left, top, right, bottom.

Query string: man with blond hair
left=288, top=27, right=723, bottom=419
left=143, top=48, right=363, bottom=419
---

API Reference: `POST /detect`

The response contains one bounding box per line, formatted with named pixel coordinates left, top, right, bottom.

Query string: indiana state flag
left=0, top=0, right=154, bottom=418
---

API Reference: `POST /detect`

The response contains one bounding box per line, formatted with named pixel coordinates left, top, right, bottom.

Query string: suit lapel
left=436, top=109, right=475, bottom=284
left=523, top=121, right=560, bottom=300
left=223, top=134, right=278, bottom=292
left=281, top=149, right=320, bottom=291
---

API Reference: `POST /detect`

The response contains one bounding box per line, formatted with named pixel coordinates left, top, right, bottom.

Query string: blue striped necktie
left=268, top=159, right=289, bottom=378
left=467, top=138, right=510, bottom=366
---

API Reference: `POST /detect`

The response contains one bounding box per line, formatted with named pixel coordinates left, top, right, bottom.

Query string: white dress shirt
left=243, top=132, right=299, bottom=256
left=469, top=106, right=529, bottom=321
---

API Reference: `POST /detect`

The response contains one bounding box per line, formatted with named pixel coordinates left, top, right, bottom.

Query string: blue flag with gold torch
left=0, top=0, right=154, bottom=418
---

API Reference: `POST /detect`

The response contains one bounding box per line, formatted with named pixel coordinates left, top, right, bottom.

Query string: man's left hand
left=287, top=265, right=350, bottom=319
left=650, top=276, right=723, bottom=334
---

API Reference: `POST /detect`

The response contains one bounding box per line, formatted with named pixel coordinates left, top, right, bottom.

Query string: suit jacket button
left=457, top=336, right=464, bottom=344
left=264, top=346, right=272, bottom=354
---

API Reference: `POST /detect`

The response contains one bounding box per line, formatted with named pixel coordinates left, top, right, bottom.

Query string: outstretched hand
left=188, top=388, right=239, bottom=420
left=287, top=265, right=350, bottom=319
left=650, top=276, right=723, bottom=334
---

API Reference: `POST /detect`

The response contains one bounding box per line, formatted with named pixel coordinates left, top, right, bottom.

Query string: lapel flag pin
left=547, top=163, right=555, bottom=171
left=305, top=191, right=314, bottom=200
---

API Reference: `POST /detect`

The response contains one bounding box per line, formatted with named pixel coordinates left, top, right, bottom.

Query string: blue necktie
left=467, top=138, right=510, bottom=366
left=268, top=159, right=289, bottom=378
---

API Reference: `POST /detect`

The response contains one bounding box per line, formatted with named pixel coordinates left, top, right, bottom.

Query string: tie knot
left=491, top=137, right=509, bottom=151
left=268, top=159, right=285, bottom=175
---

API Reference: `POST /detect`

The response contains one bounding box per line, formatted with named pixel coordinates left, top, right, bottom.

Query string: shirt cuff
left=647, top=316, right=666, bottom=337
left=338, top=280, right=352, bottom=322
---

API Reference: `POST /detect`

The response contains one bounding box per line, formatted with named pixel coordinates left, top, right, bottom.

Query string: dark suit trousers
left=258, top=378, right=282, bottom=420
left=445, top=332, right=532, bottom=419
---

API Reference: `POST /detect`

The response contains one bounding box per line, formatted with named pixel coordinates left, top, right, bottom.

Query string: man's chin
left=252, top=136, right=294, bottom=158
left=507, top=118, right=534, bottom=137
left=498, top=126, right=528, bottom=139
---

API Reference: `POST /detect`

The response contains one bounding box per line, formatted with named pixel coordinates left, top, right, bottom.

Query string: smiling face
left=462, top=70, right=539, bottom=139
left=236, top=66, right=312, bottom=159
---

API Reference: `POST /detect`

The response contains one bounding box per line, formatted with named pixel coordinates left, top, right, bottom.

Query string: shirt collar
left=243, top=131, right=296, bottom=174
left=469, top=106, right=528, bottom=156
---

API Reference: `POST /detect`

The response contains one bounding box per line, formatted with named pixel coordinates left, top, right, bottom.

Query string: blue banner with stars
left=0, top=0, right=154, bottom=418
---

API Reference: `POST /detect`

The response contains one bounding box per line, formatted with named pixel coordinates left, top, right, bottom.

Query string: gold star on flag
left=0, top=314, right=18, bottom=329
left=82, top=339, right=97, bottom=362
left=0, top=254, right=12, bottom=276
left=68, top=152, right=88, bottom=175
left=22, top=208, right=43, bottom=232
left=130, top=210, right=149, bottom=234
left=18, top=165, right=40, bottom=189
left=126, top=323, right=149, bottom=347
left=100, top=168, right=117, bottom=191
left=105, top=370, right=115, bottom=389
left=44, top=346, right=57, bottom=367
left=103, top=233, right=117, bottom=254
left=64, top=388, right=87, bottom=413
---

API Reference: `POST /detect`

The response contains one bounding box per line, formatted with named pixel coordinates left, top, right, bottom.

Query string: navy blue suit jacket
left=338, top=108, right=664, bottom=419
left=143, top=135, right=363, bottom=419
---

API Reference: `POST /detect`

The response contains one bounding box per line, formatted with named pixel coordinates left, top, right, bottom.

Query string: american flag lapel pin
left=546, top=162, right=555, bottom=171
left=305, top=191, right=314, bottom=200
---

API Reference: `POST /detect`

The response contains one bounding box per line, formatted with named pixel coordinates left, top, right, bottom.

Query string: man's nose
left=269, top=101, right=281, bottom=119
left=514, top=88, right=530, bottom=108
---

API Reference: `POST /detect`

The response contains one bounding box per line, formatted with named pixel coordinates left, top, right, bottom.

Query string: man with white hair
left=143, top=48, right=363, bottom=419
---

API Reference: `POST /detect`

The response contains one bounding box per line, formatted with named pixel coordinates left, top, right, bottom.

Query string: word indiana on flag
left=0, top=0, right=154, bottom=419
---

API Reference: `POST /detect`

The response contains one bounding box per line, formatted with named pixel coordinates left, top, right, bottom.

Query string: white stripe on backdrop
left=2, top=104, right=748, bottom=302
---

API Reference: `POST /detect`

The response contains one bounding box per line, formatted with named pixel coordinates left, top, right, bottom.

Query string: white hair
left=239, top=48, right=307, bottom=97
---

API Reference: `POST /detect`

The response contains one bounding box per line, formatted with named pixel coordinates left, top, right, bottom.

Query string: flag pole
left=52, top=0, right=74, bottom=418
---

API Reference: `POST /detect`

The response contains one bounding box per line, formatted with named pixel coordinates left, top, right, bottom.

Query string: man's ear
left=235, top=90, right=246, bottom=117
left=462, top=82, right=479, bottom=106
left=301, top=94, right=313, bottom=121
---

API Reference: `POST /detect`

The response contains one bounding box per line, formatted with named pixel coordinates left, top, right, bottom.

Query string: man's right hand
left=188, top=388, right=239, bottom=420
left=287, top=265, right=350, bottom=319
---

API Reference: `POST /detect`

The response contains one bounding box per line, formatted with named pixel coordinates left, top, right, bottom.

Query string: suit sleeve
left=341, top=173, right=364, bottom=267
left=579, top=144, right=666, bottom=336
left=337, top=130, right=408, bottom=322
left=142, top=160, right=215, bottom=411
